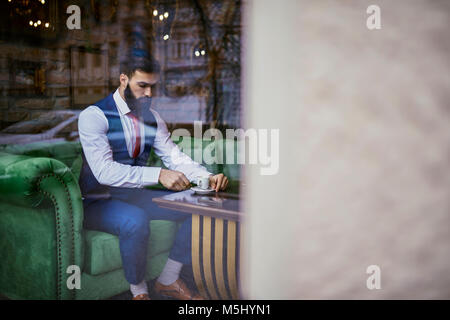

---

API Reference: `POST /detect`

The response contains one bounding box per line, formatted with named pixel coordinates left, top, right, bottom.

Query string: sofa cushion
left=83, top=220, right=177, bottom=276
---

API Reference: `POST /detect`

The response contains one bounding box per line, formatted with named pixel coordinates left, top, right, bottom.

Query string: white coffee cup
left=195, top=176, right=210, bottom=190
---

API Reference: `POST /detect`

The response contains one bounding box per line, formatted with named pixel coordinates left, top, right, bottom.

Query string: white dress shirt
left=78, top=88, right=211, bottom=188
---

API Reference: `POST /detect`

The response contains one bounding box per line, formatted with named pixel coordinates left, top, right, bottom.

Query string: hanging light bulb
left=201, top=50, right=206, bottom=56
left=194, top=50, right=200, bottom=57
left=163, top=34, right=169, bottom=41
left=164, top=12, right=169, bottom=18
left=153, top=10, right=158, bottom=16
left=45, top=22, right=50, bottom=28
left=159, top=14, right=164, bottom=21
left=37, top=20, right=41, bottom=25
left=41, top=0, right=46, bottom=4
left=34, top=23, right=38, bottom=27
left=29, top=20, right=33, bottom=26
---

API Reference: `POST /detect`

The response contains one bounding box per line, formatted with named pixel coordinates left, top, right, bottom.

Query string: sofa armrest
left=0, top=152, right=84, bottom=299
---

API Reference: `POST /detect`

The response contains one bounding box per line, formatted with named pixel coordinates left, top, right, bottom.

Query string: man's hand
left=158, top=169, right=191, bottom=191
left=209, top=173, right=229, bottom=192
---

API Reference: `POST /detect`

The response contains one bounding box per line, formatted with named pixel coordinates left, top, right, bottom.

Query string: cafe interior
left=1, top=0, right=450, bottom=301
left=0, top=0, right=243, bottom=300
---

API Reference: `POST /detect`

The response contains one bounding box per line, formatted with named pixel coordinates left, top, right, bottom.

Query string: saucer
left=191, top=186, right=215, bottom=195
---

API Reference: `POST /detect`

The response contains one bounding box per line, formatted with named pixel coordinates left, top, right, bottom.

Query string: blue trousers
left=83, top=188, right=191, bottom=285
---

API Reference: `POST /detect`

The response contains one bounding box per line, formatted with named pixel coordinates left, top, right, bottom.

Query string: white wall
left=241, top=0, right=450, bottom=299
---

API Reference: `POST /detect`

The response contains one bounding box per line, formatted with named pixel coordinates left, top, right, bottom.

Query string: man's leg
left=155, top=217, right=191, bottom=286
left=108, top=188, right=202, bottom=299
left=83, top=198, right=151, bottom=298
left=109, top=188, right=192, bottom=265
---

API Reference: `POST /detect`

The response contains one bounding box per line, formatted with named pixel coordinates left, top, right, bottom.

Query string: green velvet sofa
left=0, top=136, right=240, bottom=300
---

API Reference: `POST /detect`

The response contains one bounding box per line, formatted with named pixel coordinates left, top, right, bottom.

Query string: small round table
left=153, top=190, right=241, bottom=300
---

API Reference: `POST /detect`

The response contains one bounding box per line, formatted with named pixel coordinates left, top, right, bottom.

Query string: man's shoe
left=132, top=293, right=150, bottom=300
left=154, top=279, right=204, bottom=300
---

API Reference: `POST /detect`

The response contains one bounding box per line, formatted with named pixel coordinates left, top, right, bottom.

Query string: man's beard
left=124, top=84, right=152, bottom=114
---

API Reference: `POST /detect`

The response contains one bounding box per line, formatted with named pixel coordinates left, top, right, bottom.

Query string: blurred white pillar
left=241, top=0, right=302, bottom=299
left=241, top=0, right=450, bottom=299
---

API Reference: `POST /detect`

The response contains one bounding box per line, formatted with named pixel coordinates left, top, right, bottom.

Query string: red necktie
left=127, top=112, right=141, bottom=158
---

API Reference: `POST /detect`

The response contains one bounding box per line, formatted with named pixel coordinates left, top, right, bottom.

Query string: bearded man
left=78, top=51, right=228, bottom=300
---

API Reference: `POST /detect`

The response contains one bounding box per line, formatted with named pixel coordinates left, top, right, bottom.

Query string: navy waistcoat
left=79, top=93, right=157, bottom=197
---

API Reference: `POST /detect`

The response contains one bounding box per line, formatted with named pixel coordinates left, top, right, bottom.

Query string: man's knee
left=120, top=210, right=150, bottom=239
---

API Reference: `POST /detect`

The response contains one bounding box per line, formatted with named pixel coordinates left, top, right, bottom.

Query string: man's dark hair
left=120, top=22, right=160, bottom=78
left=120, top=50, right=161, bottom=78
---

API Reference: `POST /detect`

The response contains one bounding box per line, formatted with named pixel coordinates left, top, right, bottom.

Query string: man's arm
left=78, top=106, right=161, bottom=188
left=150, top=109, right=228, bottom=192
left=150, top=109, right=211, bottom=181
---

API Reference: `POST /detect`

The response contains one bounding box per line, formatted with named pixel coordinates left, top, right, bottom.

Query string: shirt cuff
left=142, top=167, right=162, bottom=186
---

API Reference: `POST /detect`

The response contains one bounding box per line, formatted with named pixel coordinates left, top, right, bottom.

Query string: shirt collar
left=113, top=88, right=131, bottom=116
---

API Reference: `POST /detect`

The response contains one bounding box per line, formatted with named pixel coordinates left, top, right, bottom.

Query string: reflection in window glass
left=0, top=0, right=241, bottom=140
left=0, top=0, right=243, bottom=301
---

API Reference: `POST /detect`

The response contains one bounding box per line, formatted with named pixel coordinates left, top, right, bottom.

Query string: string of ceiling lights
left=152, top=8, right=171, bottom=41
left=7, top=0, right=51, bottom=29
left=151, top=5, right=206, bottom=57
